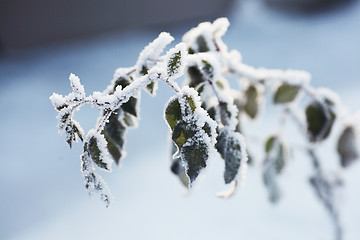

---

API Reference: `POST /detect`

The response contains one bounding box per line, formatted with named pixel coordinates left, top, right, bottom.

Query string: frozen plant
left=50, top=18, right=359, bottom=240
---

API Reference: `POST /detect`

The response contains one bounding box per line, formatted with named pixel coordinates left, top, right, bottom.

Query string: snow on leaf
left=85, top=130, right=113, bottom=172
left=165, top=87, right=218, bottom=186
left=81, top=152, right=112, bottom=207
left=136, top=32, right=174, bottom=77
left=337, top=126, right=359, bottom=168
left=69, top=73, right=85, bottom=100
left=216, top=128, right=248, bottom=184
left=49, top=93, right=67, bottom=111
left=273, top=83, right=300, bottom=104
left=181, top=138, right=209, bottom=185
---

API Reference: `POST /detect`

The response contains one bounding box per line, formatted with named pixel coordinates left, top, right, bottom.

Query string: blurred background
left=1, top=0, right=360, bottom=239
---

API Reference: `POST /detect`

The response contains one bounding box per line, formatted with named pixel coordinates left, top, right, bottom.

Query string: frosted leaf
left=81, top=151, right=112, bottom=207
left=165, top=86, right=218, bottom=186
left=337, top=126, right=359, bottom=168
left=56, top=107, right=73, bottom=135
left=182, top=18, right=229, bottom=53
left=69, top=73, right=85, bottom=100
left=65, top=120, right=84, bottom=148
left=136, top=32, right=174, bottom=77
left=216, top=128, right=248, bottom=184
left=262, top=136, right=288, bottom=203
left=103, top=110, right=127, bottom=165
left=85, top=130, right=113, bottom=172
left=164, top=42, right=187, bottom=81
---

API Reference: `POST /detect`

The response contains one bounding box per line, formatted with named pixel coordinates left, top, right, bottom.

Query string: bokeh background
left=1, top=0, right=360, bottom=239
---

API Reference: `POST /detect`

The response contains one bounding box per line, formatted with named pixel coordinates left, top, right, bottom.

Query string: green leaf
left=201, top=60, right=214, bottom=79
left=104, top=133, right=122, bottom=164
left=165, top=98, right=181, bottom=131
left=172, top=122, right=187, bottom=150
left=188, top=48, right=195, bottom=54
left=140, top=65, right=148, bottom=76
left=104, top=111, right=126, bottom=165
left=167, top=51, right=182, bottom=77
left=306, top=101, right=336, bottom=142
left=219, top=102, right=232, bottom=126
left=216, top=80, right=225, bottom=90
left=122, top=112, right=135, bottom=127
left=244, top=85, right=259, bottom=119
left=181, top=140, right=208, bottom=184
left=216, top=130, right=244, bottom=184
left=145, top=81, right=157, bottom=95
left=265, top=136, right=276, bottom=153
left=121, top=96, right=138, bottom=117
left=185, top=96, right=196, bottom=114
left=337, top=126, right=359, bottom=168
left=196, top=35, right=209, bottom=52
left=188, top=66, right=204, bottom=88
left=273, top=83, right=300, bottom=104
left=87, top=136, right=109, bottom=170
left=264, top=136, right=286, bottom=174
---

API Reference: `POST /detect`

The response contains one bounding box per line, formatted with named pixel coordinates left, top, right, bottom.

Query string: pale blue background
left=1, top=0, right=360, bottom=239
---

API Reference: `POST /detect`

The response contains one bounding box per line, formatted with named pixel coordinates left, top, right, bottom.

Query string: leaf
left=104, top=111, right=126, bottom=165
left=104, top=134, right=122, bottom=164
left=201, top=60, right=214, bottom=79
left=264, top=136, right=286, bottom=174
left=188, top=66, right=204, bottom=88
left=140, top=65, right=148, bottom=76
left=306, top=101, right=336, bottom=142
left=172, top=121, right=188, bottom=151
left=167, top=51, right=182, bottom=77
left=180, top=140, right=208, bottom=184
left=337, top=126, right=359, bottom=168
left=86, top=136, right=109, bottom=170
left=121, top=112, right=136, bottom=127
left=244, top=85, right=259, bottom=119
left=64, top=121, right=84, bottom=148
left=219, top=102, right=232, bottom=126
left=121, top=96, right=138, bottom=117
left=164, top=98, right=181, bottom=131
left=216, top=129, right=244, bottom=184
left=273, top=83, right=300, bottom=104
left=139, top=65, right=158, bottom=95
left=196, top=35, right=209, bottom=52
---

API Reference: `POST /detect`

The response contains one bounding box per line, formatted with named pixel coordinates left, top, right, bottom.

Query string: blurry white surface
left=1, top=0, right=360, bottom=239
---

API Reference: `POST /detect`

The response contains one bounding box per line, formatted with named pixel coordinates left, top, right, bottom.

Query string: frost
left=69, top=73, right=85, bottom=100
left=136, top=32, right=174, bottom=77
left=164, top=42, right=187, bottom=81
left=81, top=151, right=112, bottom=207
left=85, top=129, right=113, bottom=172
left=49, top=93, right=67, bottom=111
